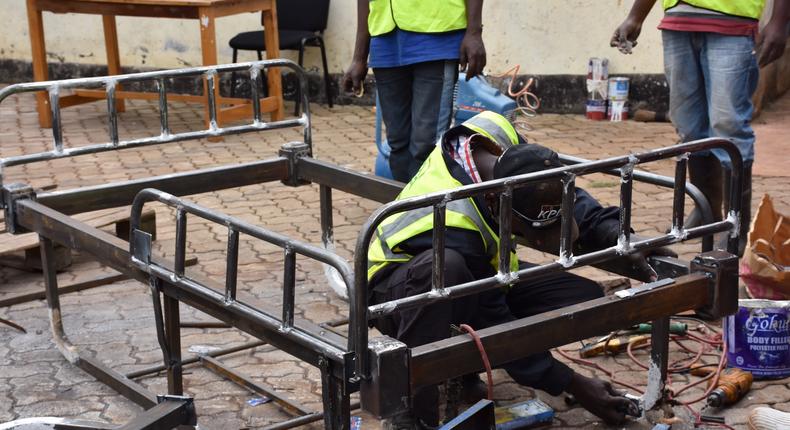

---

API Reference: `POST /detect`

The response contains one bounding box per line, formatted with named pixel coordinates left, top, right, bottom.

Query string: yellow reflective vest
left=367, top=146, right=519, bottom=280
left=663, top=0, right=765, bottom=19
left=368, top=0, right=468, bottom=37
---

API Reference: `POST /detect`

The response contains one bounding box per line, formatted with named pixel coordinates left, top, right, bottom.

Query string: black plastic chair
left=229, top=0, right=332, bottom=115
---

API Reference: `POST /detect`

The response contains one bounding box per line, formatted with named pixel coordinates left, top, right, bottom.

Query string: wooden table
left=26, top=0, right=285, bottom=128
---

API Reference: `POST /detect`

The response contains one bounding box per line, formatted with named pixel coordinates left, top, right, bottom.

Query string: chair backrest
left=271, top=0, right=330, bottom=32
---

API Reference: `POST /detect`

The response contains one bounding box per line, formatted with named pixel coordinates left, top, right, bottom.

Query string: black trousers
left=370, top=249, right=604, bottom=426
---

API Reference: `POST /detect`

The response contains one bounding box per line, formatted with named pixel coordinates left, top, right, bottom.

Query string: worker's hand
left=460, top=29, right=486, bottom=80
left=342, top=60, right=368, bottom=96
left=566, top=373, right=632, bottom=425
left=756, top=18, right=788, bottom=67
left=610, top=18, right=642, bottom=54
left=627, top=234, right=677, bottom=282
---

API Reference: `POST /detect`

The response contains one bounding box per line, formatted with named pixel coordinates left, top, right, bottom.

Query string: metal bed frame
left=1, top=60, right=743, bottom=429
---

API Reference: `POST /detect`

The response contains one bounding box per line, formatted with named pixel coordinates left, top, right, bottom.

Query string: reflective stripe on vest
left=462, top=112, right=519, bottom=150
left=368, top=0, right=468, bottom=37
left=663, top=0, right=765, bottom=19
left=367, top=147, right=519, bottom=280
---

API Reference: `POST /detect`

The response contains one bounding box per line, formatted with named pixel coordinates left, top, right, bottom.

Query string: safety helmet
left=458, top=111, right=520, bottom=150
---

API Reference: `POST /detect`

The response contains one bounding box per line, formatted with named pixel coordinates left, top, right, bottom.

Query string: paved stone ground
left=1, top=86, right=789, bottom=430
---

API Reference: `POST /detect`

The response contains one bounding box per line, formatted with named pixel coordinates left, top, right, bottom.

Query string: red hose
left=460, top=324, right=494, bottom=401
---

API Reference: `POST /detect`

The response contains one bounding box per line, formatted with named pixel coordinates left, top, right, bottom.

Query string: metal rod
left=497, top=187, right=513, bottom=276
left=262, top=401, right=361, bottom=430
left=283, top=246, right=296, bottom=330
left=559, top=174, right=576, bottom=265
left=672, top=155, right=688, bottom=233
left=432, top=202, right=447, bottom=292
left=200, top=355, right=313, bottom=416
left=157, top=77, right=170, bottom=136
left=125, top=341, right=267, bottom=379
left=225, top=228, right=240, bottom=303
left=175, top=207, right=187, bottom=277
left=164, top=294, right=183, bottom=396
left=106, top=81, right=119, bottom=146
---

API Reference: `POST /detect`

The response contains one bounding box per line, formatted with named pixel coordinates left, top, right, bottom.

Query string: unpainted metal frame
left=1, top=62, right=742, bottom=429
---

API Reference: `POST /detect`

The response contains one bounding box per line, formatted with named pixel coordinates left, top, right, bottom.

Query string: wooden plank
left=0, top=207, right=155, bottom=255
left=102, top=14, right=126, bottom=112
left=261, top=0, right=284, bottom=121
left=26, top=0, right=52, bottom=128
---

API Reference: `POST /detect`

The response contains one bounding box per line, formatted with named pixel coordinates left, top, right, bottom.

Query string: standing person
left=368, top=111, right=670, bottom=429
left=342, top=0, right=486, bottom=183
left=611, top=0, right=789, bottom=256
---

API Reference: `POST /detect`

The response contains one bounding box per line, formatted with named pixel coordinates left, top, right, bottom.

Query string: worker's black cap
left=493, top=144, right=564, bottom=228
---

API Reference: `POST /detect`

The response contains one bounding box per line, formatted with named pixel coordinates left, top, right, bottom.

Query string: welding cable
left=492, top=65, right=540, bottom=132
left=459, top=324, right=494, bottom=400
left=555, top=348, right=645, bottom=394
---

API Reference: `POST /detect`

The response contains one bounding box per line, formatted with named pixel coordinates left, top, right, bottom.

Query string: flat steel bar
left=0, top=272, right=126, bottom=307
left=174, top=208, right=187, bottom=277
left=164, top=294, right=183, bottom=395
left=206, top=71, right=219, bottom=131
left=297, top=157, right=403, bottom=204
left=283, top=246, right=296, bottom=329
left=559, top=174, right=576, bottom=265
left=250, top=66, right=262, bottom=123
left=619, top=159, right=635, bottom=249
left=648, top=316, right=671, bottom=408
left=262, top=401, right=361, bottom=430
left=672, top=156, right=688, bottom=234
left=116, top=398, right=194, bottom=430
left=106, top=81, right=119, bottom=146
left=432, top=202, right=446, bottom=292
left=226, top=228, right=240, bottom=303
left=497, top=188, right=513, bottom=277
left=200, top=355, right=313, bottom=416
left=125, top=340, right=266, bottom=379
left=79, top=354, right=158, bottom=408
left=180, top=321, right=231, bottom=329
left=410, top=273, right=710, bottom=389
left=157, top=78, right=169, bottom=136
left=36, top=158, right=288, bottom=215
left=49, top=87, right=63, bottom=153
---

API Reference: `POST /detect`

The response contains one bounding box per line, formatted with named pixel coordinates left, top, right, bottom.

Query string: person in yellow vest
left=368, top=111, right=671, bottom=428
left=611, top=0, right=789, bottom=256
left=341, top=0, right=486, bottom=183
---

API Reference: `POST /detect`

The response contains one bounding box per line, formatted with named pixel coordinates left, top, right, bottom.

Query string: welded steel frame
left=1, top=63, right=743, bottom=429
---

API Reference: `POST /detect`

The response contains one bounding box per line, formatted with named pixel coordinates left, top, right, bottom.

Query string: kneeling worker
left=367, top=111, right=671, bottom=428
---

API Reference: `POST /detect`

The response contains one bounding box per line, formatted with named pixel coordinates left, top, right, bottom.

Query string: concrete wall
left=0, top=0, right=667, bottom=76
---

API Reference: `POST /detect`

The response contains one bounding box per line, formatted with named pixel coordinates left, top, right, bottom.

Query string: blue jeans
left=373, top=60, right=458, bottom=182
left=662, top=30, right=759, bottom=165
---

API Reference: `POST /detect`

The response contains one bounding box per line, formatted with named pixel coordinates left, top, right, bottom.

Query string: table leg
left=102, top=15, right=126, bottom=113
left=262, top=3, right=284, bottom=121
left=26, top=0, right=52, bottom=128
left=198, top=7, right=221, bottom=129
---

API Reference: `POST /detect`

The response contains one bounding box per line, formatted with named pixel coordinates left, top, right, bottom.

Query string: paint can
left=724, top=299, right=790, bottom=379
left=586, top=58, right=608, bottom=120
left=608, top=77, right=630, bottom=121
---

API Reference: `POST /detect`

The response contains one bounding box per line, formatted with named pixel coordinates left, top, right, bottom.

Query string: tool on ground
left=691, top=367, right=754, bottom=407
left=619, top=393, right=643, bottom=417
left=633, top=109, right=669, bottom=123
left=627, top=322, right=687, bottom=335
left=494, top=398, right=555, bottom=429
left=579, top=334, right=650, bottom=358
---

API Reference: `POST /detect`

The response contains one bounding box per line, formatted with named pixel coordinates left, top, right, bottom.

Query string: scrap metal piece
left=615, top=278, right=675, bottom=299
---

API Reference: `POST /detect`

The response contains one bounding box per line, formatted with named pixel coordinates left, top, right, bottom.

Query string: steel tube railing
left=0, top=59, right=312, bottom=184
left=353, top=137, right=743, bottom=379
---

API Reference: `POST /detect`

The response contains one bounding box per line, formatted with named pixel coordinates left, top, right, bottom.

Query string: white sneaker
left=749, top=407, right=790, bottom=430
